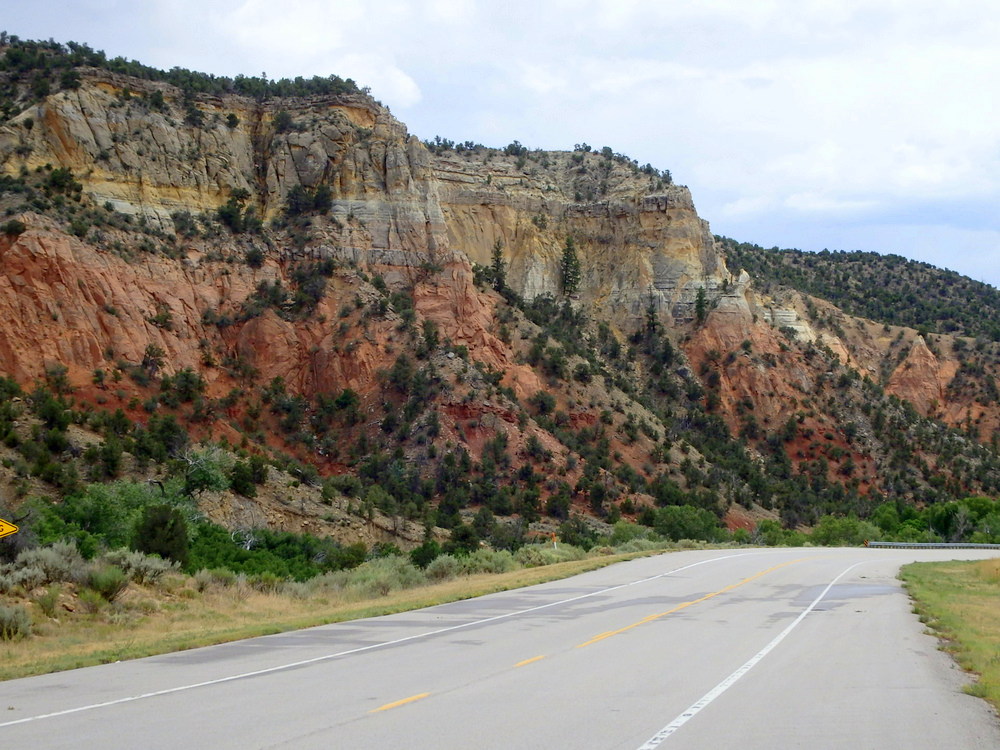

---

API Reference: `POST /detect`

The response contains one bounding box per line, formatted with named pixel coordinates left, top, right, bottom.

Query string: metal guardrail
left=865, top=541, right=1000, bottom=549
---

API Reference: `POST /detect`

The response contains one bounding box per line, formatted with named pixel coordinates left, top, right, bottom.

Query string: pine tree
left=490, top=239, right=506, bottom=292
left=695, top=287, right=708, bottom=324
left=561, top=237, right=581, bottom=295
left=133, top=504, right=189, bottom=565
left=644, top=291, right=660, bottom=339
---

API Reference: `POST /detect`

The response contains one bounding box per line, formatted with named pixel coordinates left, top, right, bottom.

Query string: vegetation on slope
left=0, top=33, right=362, bottom=123
left=719, top=237, right=1000, bottom=341
left=2, top=187, right=1000, bottom=571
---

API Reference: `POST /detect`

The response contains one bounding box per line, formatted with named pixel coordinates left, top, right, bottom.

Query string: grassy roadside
left=901, top=558, right=1000, bottom=710
left=0, top=550, right=655, bottom=682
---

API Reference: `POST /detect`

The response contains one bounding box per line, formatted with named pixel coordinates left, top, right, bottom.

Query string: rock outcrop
left=886, top=336, right=955, bottom=416
left=433, top=150, right=730, bottom=323
left=1, top=69, right=731, bottom=328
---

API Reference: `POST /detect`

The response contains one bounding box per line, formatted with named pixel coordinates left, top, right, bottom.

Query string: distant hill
left=718, top=237, right=1000, bottom=342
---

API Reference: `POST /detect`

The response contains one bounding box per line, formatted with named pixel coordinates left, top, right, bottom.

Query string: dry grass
left=0, top=551, right=647, bottom=681
left=901, top=558, right=1000, bottom=709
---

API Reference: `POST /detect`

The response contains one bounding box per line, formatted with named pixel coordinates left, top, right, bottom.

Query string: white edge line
left=0, top=551, right=759, bottom=729
left=636, top=559, right=868, bottom=749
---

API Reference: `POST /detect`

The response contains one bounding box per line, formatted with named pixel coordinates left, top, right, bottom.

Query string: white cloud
left=226, top=0, right=362, bottom=57
left=332, top=54, right=422, bottom=107
left=721, top=196, right=776, bottom=219
left=516, top=63, right=568, bottom=96
left=783, top=193, right=879, bottom=215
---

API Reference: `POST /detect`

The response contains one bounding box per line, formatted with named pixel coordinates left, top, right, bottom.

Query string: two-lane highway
left=2, top=547, right=998, bottom=749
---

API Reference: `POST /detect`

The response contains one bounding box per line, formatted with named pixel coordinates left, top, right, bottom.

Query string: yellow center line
left=515, top=655, right=546, bottom=668
left=577, top=558, right=807, bottom=648
left=370, top=692, right=430, bottom=713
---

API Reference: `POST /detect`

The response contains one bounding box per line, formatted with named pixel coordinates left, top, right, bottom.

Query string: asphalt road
left=2, top=547, right=999, bottom=749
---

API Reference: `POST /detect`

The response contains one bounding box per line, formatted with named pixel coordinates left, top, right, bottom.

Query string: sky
left=7, top=1, right=1000, bottom=287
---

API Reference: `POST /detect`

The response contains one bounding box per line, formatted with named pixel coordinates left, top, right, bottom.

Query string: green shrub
left=346, top=557, right=425, bottom=598
left=409, top=540, right=441, bottom=568
left=609, top=520, right=654, bottom=546
left=14, top=541, right=87, bottom=584
left=528, top=391, right=556, bottom=415
left=177, top=449, right=229, bottom=498
left=731, top=528, right=751, bottom=545
left=512, top=546, right=550, bottom=568
left=327, top=474, right=362, bottom=497
left=102, top=549, right=177, bottom=584
left=652, top=505, right=724, bottom=542
left=513, top=543, right=586, bottom=567
left=424, top=554, right=460, bottom=581
left=244, top=247, right=264, bottom=268
left=187, top=523, right=360, bottom=580
left=458, top=549, right=518, bottom=575
left=809, top=515, right=881, bottom=546
left=34, top=584, right=61, bottom=618
left=1, top=219, right=27, bottom=237
left=0, top=604, right=31, bottom=641
left=77, top=588, right=104, bottom=614
left=30, top=480, right=176, bottom=554
left=229, top=460, right=257, bottom=497
left=133, top=504, right=189, bottom=565
left=615, top=538, right=666, bottom=554
left=86, top=565, right=129, bottom=602
left=557, top=516, right=601, bottom=550
left=442, top=524, right=480, bottom=556
left=7, top=565, right=45, bottom=591
left=273, top=110, right=295, bottom=133
left=752, top=519, right=788, bottom=546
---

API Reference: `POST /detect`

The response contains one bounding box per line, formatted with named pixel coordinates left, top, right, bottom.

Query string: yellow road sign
left=0, top=518, right=18, bottom=539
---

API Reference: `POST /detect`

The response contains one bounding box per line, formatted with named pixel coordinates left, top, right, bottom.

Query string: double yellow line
left=577, top=558, right=805, bottom=648
left=369, top=557, right=806, bottom=714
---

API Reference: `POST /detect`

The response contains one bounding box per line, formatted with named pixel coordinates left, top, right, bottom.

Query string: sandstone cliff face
left=1, top=70, right=730, bottom=328
left=1, top=70, right=448, bottom=255
left=433, top=150, right=729, bottom=323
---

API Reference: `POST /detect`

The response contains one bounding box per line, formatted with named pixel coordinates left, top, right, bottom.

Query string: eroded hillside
left=0, top=40, right=999, bottom=553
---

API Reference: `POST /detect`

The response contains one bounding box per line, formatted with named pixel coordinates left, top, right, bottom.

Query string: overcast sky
left=7, top=1, right=1000, bottom=287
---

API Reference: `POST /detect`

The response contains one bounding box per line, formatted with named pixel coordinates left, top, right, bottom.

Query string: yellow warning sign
left=0, top=519, right=17, bottom=539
